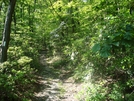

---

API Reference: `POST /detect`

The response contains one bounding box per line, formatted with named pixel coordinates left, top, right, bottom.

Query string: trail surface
left=33, top=54, right=83, bottom=101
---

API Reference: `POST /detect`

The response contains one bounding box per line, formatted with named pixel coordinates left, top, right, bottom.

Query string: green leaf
left=100, top=44, right=111, bottom=57
left=112, top=42, right=120, bottom=47
left=17, top=56, right=32, bottom=65
left=92, top=43, right=101, bottom=53
left=100, top=51, right=110, bottom=58
left=124, top=32, right=132, bottom=40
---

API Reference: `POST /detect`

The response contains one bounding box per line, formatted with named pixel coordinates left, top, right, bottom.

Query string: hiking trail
left=33, top=53, right=84, bottom=101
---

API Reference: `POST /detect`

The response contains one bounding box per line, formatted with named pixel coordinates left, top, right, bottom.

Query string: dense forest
left=0, top=0, right=134, bottom=101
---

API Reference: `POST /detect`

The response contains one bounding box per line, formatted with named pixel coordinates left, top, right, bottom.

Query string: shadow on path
left=32, top=53, right=81, bottom=101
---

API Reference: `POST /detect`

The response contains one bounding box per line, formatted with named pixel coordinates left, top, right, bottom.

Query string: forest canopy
left=0, top=0, right=134, bottom=101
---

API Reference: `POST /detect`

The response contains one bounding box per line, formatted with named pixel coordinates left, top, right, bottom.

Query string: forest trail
left=33, top=53, right=83, bottom=101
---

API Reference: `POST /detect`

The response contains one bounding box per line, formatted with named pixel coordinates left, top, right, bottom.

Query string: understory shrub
left=0, top=57, right=36, bottom=101
left=0, top=33, right=39, bottom=101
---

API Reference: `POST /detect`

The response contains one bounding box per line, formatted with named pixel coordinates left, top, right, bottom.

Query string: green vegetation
left=0, top=0, right=134, bottom=101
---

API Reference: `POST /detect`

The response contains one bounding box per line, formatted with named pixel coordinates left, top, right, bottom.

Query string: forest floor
left=32, top=53, right=84, bottom=101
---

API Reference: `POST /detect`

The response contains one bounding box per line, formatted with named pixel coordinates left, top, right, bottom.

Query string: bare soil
left=32, top=54, right=83, bottom=101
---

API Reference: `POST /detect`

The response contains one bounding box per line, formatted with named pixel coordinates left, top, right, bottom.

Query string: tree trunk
left=0, top=0, right=17, bottom=63
left=13, top=11, right=16, bottom=34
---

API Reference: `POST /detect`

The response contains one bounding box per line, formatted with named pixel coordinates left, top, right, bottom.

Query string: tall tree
left=0, top=0, right=17, bottom=63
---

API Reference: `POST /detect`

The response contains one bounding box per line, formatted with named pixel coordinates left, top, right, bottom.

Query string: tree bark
left=0, top=0, right=17, bottom=63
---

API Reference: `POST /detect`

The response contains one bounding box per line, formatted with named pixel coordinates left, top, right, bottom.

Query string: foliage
left=10, top=34, right=41, bottom=68
left=77, top=80, right=108, bottom=101
left=46, top=0, right=134, bottom=100
left=0, top=32, right=39, bottom=100
left=0, top=57, right=36, bottom=101
left=0, top=1, right=40, bottom=100
left=1, top=0, right=134, bottom=100
left=87, top=0, right=134, bottom=100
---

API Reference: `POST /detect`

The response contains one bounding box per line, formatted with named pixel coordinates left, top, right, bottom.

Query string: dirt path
left=33, top=54, right=83, bottom=101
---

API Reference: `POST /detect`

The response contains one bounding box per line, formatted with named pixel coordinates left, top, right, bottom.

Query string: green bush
left=10, top=34, right=41, bottom=68
left=0, top=33, right=39, bottom=101
left=0, top=57, right=36, bottom=101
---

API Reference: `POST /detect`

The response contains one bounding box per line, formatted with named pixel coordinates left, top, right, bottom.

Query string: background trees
left=0, top=0, right=134, bottom=100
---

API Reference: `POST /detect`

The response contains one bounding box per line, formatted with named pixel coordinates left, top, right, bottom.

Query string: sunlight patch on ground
left=46, top=56, right=61, bottom=64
